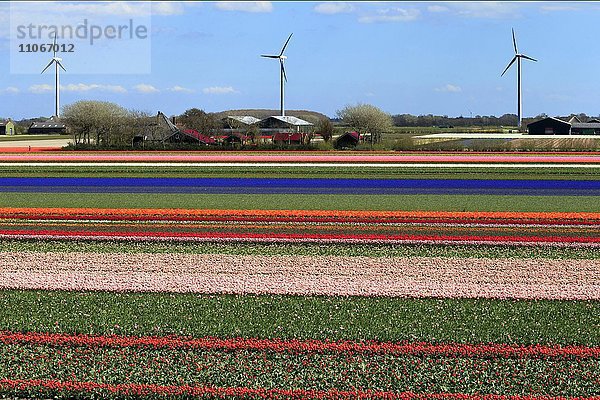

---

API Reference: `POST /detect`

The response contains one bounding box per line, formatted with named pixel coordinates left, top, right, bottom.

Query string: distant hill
left=15, top=117, right=51, bottom=126
left=214, top=109, right=329, bottom=123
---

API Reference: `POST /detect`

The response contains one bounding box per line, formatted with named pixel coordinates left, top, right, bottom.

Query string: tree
left=245, top=124, right=261, bottom=145
left=315, top=117, right=334, bottom=142
left=62, top=101, right=128, bottom=146
left=336, top=103, right=392, bottom=144
left=178, top=108, right=221, bottom=136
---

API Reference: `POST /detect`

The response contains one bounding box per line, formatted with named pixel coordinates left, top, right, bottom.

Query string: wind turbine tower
left=501, top=29, right=537, bottom=129
left=41, top=33, right=67, bottom=118
left=261, top=33, right=293, bottom=117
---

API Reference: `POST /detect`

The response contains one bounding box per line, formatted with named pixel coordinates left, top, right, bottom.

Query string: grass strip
left=3, top=166, right=600, bottom=180
left=2, top=239, right=599, bottom=259
left=1, top=343, right=598, bottom=396
left=0, top=135, right=69, bottom=142
left=1, top=192, right=600, bottom=212
left=1, top=291, right=598, bottom=346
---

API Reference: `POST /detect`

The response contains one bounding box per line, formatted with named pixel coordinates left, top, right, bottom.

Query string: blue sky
left=1, top=1, right=600, bottom=120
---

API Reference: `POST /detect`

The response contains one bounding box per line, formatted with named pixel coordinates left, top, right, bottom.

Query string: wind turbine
left=41, top=33, right=66, bottom=118
left=501, top=28, right=537, bottom=129
left=261, top=33, right=292, bottom=117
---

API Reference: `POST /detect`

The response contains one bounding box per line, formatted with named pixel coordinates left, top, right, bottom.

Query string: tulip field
left=0, top=151, right=599, bottom=399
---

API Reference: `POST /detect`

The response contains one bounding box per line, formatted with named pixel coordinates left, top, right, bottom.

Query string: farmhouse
left=527, top=117, right=600, bottom=135
left=0, top=119, right=15, bottom=135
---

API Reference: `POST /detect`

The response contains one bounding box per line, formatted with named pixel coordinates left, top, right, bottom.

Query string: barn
left=165, top=129, right=216, bottom=145
left=28, top=120, right=67, bottom=134
left=257, top=116, right=313, bottom=145
left=259, top=116, right=313, bottom=133
left=222, top=116, right=261, bottom=130
left=527, top=117, right=571, bottom=135
left=334, top=131, right=361, bottom=149
left=571, top=123, right=600, bottom=135
left=527, top=117, right=600, bottom=135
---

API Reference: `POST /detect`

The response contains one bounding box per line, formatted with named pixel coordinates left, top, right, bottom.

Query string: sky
left=1, top=1, right=600, bottom=120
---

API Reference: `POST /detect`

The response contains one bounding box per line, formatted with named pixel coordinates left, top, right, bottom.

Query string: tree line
left=390, top=113, right=600, bottom=127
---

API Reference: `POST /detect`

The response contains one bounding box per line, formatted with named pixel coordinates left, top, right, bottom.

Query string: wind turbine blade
left=53, top=32, right=57, bottom=57
left=279, top=33, right=293, bottom=56
left=281, top=60, right=287, bottom=82
left=261, top=54, right=280, bottom=58
left=57, top=60, right=66, bottom=72
left=521, top=54, right=537, bottom=62
left=41, top=59, right=54, bottom=74
left=512, top=28, right=518, bottom=54
left=501, top=56, right=517, bottom=77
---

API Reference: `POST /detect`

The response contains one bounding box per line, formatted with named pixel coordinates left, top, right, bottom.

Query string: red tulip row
left=1, top=378, right=598, bottom=400
left=2, top=331, right=598, bottom=359
left=2, top=207, right=600, bottom=225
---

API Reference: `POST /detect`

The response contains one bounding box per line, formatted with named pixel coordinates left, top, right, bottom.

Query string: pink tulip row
left=2, top=153, right=600, bottom=163
left=1, top=251, right=597, bottom=300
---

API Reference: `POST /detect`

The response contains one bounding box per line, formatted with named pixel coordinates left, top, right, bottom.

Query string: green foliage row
left=4, top=165, right=600, bottom=180
left=2, top=342, right=598, bottom=396
left=3, top=239, right=598, bottom=260
left=1, top=291, right=598, bottom=345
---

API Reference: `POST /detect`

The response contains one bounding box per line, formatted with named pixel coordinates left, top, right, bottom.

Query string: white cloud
left=427, top=5, right=449, bottom=13
left=0, top=10, right=7, bottom=40
left=540, top=5, right=580, bottom=12
left=202, top=86, right=238, bottom=95
left=435, top=84, right=462, bottom=93
left=151, top=2, right=186, bottom=16
left=168, top=85, right=194, bottom=93
left=9, top=1, right=188, bottom=19
left=29, top=84, right=53, bottom=94
left=215, top=2, right=273, bottom=13
left=35, top=2, right=152, bottom=17
left=546, top=93, right=572, bottom=102
left=133, top=84, right=159, bottom=94
left=3, top=87, right=19, bottom=94
left=451, top=2, right=520, bottom=19
left=61, top=83, right=127, bottom=93
left=359, top=8, right=420, bottom=23
left=314, top=2, right=355, bottom=15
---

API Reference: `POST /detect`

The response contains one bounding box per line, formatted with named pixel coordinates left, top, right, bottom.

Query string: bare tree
left=336, top=103, right=392, bottom=144
left=62, top=101, right=128, bottom=146
left=315, top=117, right=334, bottom=142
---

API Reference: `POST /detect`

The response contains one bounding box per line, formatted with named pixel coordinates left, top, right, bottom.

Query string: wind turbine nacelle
left=54, top=57, right=62, bottom=62
left=280, top=55, right=287, bottom=60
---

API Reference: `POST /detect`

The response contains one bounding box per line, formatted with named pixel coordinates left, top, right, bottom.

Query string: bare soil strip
left=1, top=252, right=598, bottom=299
